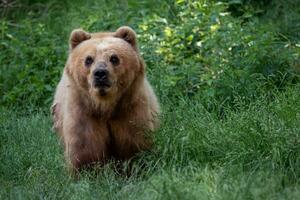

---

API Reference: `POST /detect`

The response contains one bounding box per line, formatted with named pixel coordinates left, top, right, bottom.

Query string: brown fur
left=51, top=26, right=160, bottom=172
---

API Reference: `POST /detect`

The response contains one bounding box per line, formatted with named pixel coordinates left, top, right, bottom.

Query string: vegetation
left=1, top=0, right=300, bottom=199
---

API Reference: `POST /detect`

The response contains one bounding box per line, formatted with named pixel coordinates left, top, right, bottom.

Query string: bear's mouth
left=94, top=81, right=111, bottom=88
left=93, top=77, right=111, bottom=87
left=93, top=80, right=111, bottom=96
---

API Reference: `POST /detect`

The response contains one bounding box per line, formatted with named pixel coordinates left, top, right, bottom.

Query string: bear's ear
left=114, top=26, right=138, bottom=51
left=69, top=29, right=91, bottom=50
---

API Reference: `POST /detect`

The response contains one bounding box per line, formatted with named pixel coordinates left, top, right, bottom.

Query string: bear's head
left=66, top=26, right=144, bottom=109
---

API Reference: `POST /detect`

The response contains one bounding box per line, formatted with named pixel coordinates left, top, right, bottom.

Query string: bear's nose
left=93, top=69, right=108, bottom=80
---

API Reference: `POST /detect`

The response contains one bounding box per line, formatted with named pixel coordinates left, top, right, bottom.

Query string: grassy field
left=1, top=86, right=300, bottom=199
left=1, top=0, right=300, bottom=199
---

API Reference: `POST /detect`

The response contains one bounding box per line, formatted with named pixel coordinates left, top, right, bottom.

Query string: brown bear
left=51, top=26, right=160, bottom=172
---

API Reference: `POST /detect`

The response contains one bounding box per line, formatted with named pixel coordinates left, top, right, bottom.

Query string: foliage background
left=1, top=0, right=300, bottom=199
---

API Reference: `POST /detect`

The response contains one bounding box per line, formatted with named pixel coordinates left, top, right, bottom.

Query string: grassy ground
left=1, top=86, right=300, bottom=199
left=1, top=0, right=300, bottom=199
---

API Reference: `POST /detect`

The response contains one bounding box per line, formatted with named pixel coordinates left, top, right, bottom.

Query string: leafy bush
left=0, top=0, right=299, bottom=111
left=138, top=0, right=300, bottom=109
left=0, top=21, right=66, bottom=108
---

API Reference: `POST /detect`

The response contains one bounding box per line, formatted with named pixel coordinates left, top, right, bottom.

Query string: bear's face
left=66, top=27, right=141, bottom=101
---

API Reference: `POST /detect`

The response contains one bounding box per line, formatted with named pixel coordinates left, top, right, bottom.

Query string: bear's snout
left=93, top=68, right=111, bottom=88
left=94, top=68, right=108, bottom=81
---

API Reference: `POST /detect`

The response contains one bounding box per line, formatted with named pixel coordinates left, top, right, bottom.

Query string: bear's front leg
left=108, top=102, right=157, bottom=160
left=108, top=119, right=152, bottom=160
left=63, top=113, right=110, bottom=171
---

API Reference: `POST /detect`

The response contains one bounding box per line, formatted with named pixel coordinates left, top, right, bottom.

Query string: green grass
left=1, top=0, right=300, bottom=199
left=1, top=86, right=300, bottom=199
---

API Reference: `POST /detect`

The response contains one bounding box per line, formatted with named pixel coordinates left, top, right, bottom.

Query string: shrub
left=0, top=21, right=66, bottom=108
left=0, top=0, right=299, bottom=111
left=138, top=0, right=300, bottom=110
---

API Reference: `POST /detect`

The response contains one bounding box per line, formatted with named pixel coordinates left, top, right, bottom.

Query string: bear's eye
left=85, top=56, right=94, bottom=67
left=110, top=54, right=120, bottom=66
